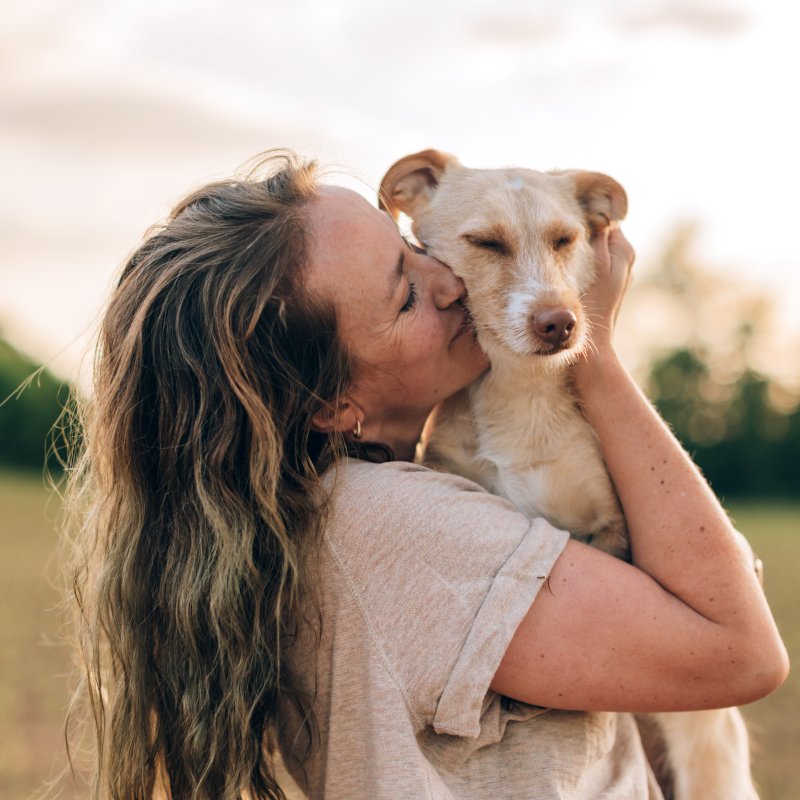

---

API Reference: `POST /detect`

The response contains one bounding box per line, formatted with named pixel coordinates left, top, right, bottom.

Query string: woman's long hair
left=65, top=152, right=351, bottom=799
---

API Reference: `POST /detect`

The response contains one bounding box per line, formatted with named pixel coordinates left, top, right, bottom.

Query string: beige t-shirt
left=278, top=459, right=662, bottom=799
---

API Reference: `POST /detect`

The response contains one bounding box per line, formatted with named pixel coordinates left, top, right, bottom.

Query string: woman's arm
left=490, top=227, right=788, bottom=712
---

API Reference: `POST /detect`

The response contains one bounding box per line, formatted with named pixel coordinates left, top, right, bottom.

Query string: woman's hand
left=584, top=223, right=635, bottom=348
left=493, top=225, right=788, bottom=713
left=571, top=224, right=635, bottom=390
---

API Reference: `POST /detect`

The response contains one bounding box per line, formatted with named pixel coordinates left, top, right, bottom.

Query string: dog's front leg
left=641, top=709, right=758, bottom=800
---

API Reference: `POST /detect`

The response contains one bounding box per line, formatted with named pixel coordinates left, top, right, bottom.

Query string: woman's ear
left=311, top=397, right=361, bottom=435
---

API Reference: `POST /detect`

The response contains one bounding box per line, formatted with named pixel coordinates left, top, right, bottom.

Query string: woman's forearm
left=575, top=352, right=781, bottom=641
left=495, top=226, right=791, bottom=708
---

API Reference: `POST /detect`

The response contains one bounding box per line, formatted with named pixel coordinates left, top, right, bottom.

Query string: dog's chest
left=424, top=371, right=628, bottom=556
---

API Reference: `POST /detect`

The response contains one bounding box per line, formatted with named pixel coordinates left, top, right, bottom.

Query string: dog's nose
left=531, top=308, right=576, bottom=347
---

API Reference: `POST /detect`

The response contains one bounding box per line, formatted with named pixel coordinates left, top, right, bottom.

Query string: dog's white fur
left=379, top=150, right=758, bottom=800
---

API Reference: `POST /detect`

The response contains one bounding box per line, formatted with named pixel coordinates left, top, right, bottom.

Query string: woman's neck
left=367, top=408, right=429, bottom=462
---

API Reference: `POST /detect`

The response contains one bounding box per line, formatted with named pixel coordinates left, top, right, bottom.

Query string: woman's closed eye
left=400, top=281, right=418, bottom=313
left=397, top=234, right=423, bottom=313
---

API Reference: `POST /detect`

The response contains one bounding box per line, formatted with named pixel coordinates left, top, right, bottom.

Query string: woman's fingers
left=607, top=227, right=635, bottom=323
left=608, top=227, right=635, bottom=280
left=580, top=225, right=637, bottom=353
left=590, top=224, right=612, bottom=273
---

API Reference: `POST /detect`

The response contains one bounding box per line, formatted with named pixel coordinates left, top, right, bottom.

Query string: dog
left=379, top=149, right=757, bottom=800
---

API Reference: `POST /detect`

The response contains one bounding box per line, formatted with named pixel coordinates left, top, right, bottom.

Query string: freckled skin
left=304, top=186, right=489, bottom=458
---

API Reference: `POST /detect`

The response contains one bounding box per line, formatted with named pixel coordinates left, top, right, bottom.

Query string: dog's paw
left=577, top=521, right=630, bottom=561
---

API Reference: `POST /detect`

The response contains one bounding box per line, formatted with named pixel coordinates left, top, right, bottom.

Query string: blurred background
left=1, top=0, right=798, bottom=797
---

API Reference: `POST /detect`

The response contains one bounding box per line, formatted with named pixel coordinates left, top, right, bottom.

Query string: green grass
left=1, top=473, right=797, bottom=799
left=0, top=471, right=303, bottom=800
left=0, top=470, right=78, bottom=799
left=727, top=502, right=800, bottom=800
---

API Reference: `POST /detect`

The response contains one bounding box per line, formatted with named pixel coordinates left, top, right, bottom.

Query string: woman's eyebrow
left=385, top=249, right=405, bottom=303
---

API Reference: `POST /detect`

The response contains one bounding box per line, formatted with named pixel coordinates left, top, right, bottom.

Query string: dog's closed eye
left=550, top=226, right=579, bottom=252
left=463, top=229, right=511, bottom=257
left=553, top=235, right=575, bottom=251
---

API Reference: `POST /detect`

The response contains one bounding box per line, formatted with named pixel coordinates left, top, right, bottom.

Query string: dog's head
left=379, top=149, right=627, bottom=369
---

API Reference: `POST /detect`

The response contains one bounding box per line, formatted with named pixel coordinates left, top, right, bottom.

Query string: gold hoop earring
left=353, top=419, right=363, bottom=440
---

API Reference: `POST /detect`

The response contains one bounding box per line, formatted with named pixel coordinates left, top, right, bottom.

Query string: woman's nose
left=428, top=258, right=466, bottom=309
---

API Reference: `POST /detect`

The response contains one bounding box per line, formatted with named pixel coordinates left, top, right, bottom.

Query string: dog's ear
left=569, top=171, right=628, bottom=234
left=378, top=149, right=458, bottom=221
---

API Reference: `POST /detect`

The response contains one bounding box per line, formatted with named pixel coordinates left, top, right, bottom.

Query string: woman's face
left=305, top=186, right=489, bottom=453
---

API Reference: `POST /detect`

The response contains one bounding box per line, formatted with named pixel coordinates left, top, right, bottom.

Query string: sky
left=2, top=0, right=799, bottom=388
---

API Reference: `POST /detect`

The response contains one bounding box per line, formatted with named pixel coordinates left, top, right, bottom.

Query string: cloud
left=615, top=1, right=750, bottom=36
left=465, top=12, right=561, bottom=46
left=0, top=85, right=292, bottom=156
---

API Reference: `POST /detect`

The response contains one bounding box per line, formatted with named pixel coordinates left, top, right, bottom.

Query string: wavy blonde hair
left=65, top=152, right=353, bottom=798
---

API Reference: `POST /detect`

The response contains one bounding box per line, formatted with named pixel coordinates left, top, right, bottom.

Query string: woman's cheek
left=426, top=314, right=448, bottom=347
left=423, top=324, right=445, bottom=357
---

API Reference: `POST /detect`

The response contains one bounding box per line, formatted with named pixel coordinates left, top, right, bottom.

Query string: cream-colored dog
left=379, top=149, right=757, bottom=800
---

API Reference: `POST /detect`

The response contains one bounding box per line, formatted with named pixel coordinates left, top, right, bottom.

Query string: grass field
left=0, top=471, right=78, bottom=799
left=1, top=471, right=798, bottom=799
left=726, top=501, right=800, bottom=800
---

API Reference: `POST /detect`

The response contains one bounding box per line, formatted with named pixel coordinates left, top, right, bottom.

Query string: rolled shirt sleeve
left=323, top=460, right=570, bottom=739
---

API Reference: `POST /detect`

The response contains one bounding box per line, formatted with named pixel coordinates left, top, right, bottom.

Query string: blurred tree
left=0, top=337, right=73, bottom=472
left=647, top=349, right=799, bottom=497
left=637, top=226, right=800, bottom=499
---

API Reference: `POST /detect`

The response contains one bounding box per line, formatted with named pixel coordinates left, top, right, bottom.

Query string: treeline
left=648, top=349, right=799, bottom=498
left=0, top=337, right=73, bottom=472
left=628, top=223, right=799, bottom=500
left=1, top=225, right=798, bottom=498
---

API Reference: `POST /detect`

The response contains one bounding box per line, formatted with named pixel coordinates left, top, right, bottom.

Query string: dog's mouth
left=462, top=297, right=586, bottom=361
left=480, top=318, right=586, bottom=362
left=530, top=339, right=577, bottom=356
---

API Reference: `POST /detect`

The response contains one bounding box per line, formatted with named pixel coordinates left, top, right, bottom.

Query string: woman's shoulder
left=324, top=457, right=491, bottom=505
left=322, top=457, right=519, bottom=538
left=320, top=457, right=563, bottom=566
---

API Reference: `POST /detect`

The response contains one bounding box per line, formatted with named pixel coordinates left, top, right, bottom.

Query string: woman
left=67, top=152, right=787, bottom=799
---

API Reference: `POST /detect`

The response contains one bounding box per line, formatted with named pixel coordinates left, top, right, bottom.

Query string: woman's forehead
left=308, top=187, right=397, bottom=266
left=310, top=185, right=383, bottom=225
left=305, top=186, right=401, bottom=314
